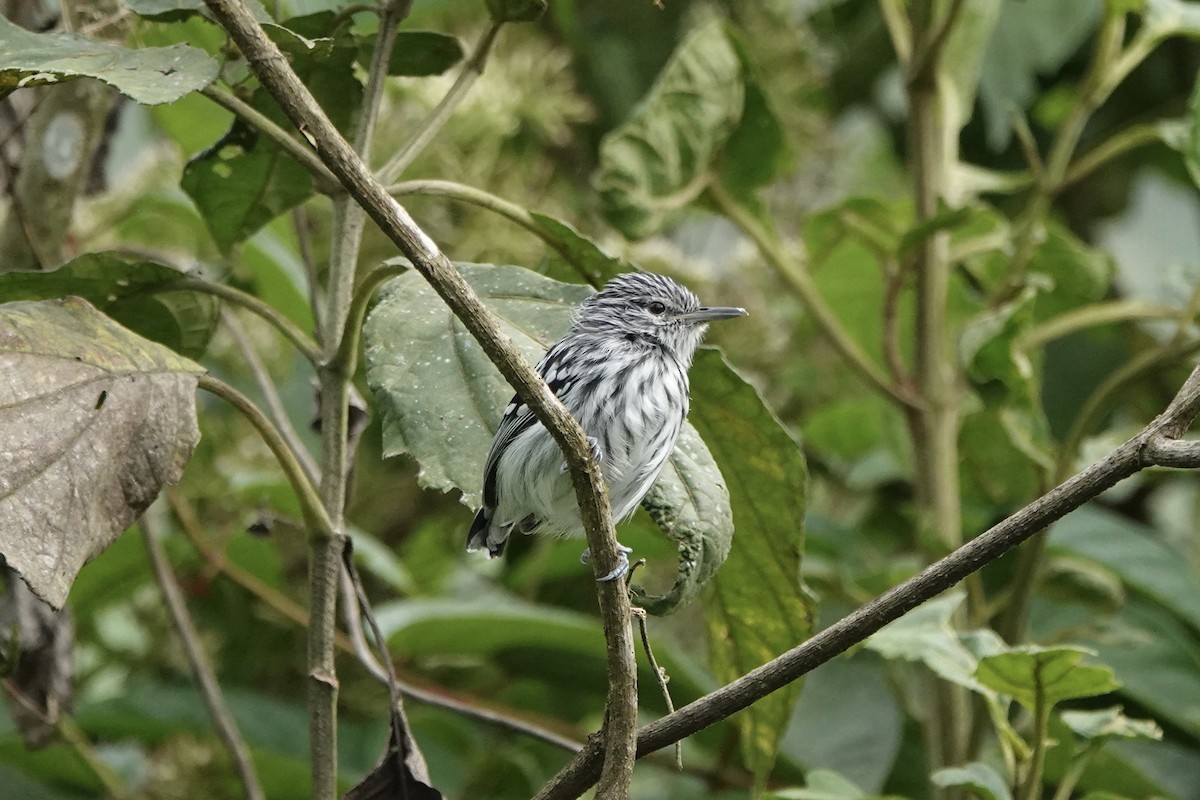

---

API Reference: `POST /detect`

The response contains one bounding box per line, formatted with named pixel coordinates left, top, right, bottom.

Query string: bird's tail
left=466, top=507, right=508, bottom=557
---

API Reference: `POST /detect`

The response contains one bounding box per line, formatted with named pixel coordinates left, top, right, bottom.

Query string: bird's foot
left=580, top=543, right=633, bottom=582
left=560, top=436, right=604, bottom=474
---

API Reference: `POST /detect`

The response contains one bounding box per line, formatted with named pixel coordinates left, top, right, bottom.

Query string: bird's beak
left=678, top=306, right=748, bottom=323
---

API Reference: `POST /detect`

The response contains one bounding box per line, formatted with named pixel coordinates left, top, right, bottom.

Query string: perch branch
left=534, top=365, right=1200, bottom=798
left=199, top=1, right=638, bottom=793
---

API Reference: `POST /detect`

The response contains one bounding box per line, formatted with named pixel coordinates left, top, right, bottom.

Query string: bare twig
left=200, top=1, right=638, bottom=793
left=628, top=557, right=681, bottom=772
left=140, top=513, right=265, bottom=800
left=533, top=366, right=1200, bottom=798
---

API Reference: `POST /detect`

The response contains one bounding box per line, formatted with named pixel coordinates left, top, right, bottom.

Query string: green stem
left=375, top=22, right=503, bottom=184
left=200, top=85, right=340, bottom=194
left=169, top=277, right=322, bottom=364
left=1018, top=300, right=1181, bottom=351
left=707, top=180, right=915, bottom=408
left=1062, top=122, right=1167, bottom=189
left=387, top=179, right=601, bottom=285
left=55, top=715, right=134, bottom=800
left=1020, top=668, right=1050, bottom=800
left=197, top=374, right=333, bottom=536
left=332, top=262, right=409, bottom=376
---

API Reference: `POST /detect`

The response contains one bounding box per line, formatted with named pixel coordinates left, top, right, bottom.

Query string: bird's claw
left=580, top=543, right=633, bottom=582
left=560, top=436, right=605, bottom=474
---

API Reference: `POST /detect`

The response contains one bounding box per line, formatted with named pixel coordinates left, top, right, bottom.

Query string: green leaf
left=0, top=14, right=217, bottom=104
left=635, top=422, right=733, bottom=615
left=0, top=298, right=203, bottom=608
left=182, top=12, right=361, bottom=251
left=124, top=0, right=271, bottom=23
left=939, top=0, right=1001, bottom=135
left=977, top=0, right=1104, bottom=148
left=595, top=20, right=744, bottom=239
left=362, top=264, right=590, bottom=499
left=361, top=265, right=740, bottom=608
left=866, top=592, right=1006, bottom=697
left=1061, top=707, right=1163, bottom=742
left=1048, top=505, right=1200, bottom=632
left=1181, top=67, right=1200, bottom=190
left=976, top=646, right=1120, bottom=711
left=528, top=212, right=627, bottom=284
left=931, top=763, right=1012, bottom=800
left=0, top=253, right=218, bottom=359
left=718, top=77, right=789, bottom=200
left=769, top=770, right=865, bottom=800
left=485, top=0, right=547, bottom=23
left=693, top=348, right=810, bottom=791
left=358, top=30, right=464, bottom=77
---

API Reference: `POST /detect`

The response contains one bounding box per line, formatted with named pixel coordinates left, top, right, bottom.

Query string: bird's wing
left=480, top=341, right=577, bottom=509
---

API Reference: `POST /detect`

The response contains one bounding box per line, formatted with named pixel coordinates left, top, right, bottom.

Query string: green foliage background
left=3, top=0, right=1200, bottom=798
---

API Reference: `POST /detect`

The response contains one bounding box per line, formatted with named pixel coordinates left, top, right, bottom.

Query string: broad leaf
left=529, top=212, right=627, bottom=285
left=357, top=30, right=464, bottom=77
left=1061, top=707, right=1163, bottom=742
left=976, top=646, right=1120, bottom=711
left=595, top=20, right=744, bottom=239
left=866, top=592, right=1006, bottom=697
left=485, top=0, right=547, bottom=23
left=0, top=15, right=216, bottom=105
left=0, top=253, right=218, bottom=359
left=931, top=763, right=1012, bottom=800
left=0, top=298, right=203, bottom=608
left=769, top=770, right=865, bottom=800
left=694, top=348, right=810, bottom=792
left=361, top=265, right=738, bottom=605
left=182, top=12, right=362, bottom=251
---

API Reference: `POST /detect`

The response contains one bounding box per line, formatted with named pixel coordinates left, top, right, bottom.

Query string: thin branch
left=200, top=84, right=340, bottom=194
left=221, top=309, right=320, bottom=486
left=1062, top=122, right=1165, bottom=189
left=878, top=0, right=912, bottom=67
left=140, top=514, right=265, bottom=800
left=707, top=180, right=917, bottom=409
left=1017, top=300, right=1181, bottom=351
left=292, top=206, right=325, bottom=346
left=375, top=22, right=503, bottom=184
left=199, top=3, right=638, bottom=793
left=331, top=261, right=408, bottom=378
left=533, top=366, right=1200, bottom=798
left=169, top=277, right=322, bottom=365
left=197, top=373, right=333, bottom=537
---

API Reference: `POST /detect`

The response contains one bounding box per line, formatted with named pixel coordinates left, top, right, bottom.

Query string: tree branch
left=534, top=365, right=1200, bottom=798
left=199, top=0, right=638, bottom=793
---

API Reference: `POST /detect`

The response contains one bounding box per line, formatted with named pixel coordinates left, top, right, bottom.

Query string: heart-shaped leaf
left=0, top=298, right=203, bottom=609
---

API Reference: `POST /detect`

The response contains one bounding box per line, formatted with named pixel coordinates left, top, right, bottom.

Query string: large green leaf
left=0, top=14, right=216, bottom=105
left=693, top=348, right=810, bottom=793
left=976, top=646, right=1120, bottom=711
left=182, top=12, right=361, bottom=251
left=361, top=265, right=738, bottom=606
left=0, top=252, right=218, bottom=359
left=356, top=30, right=464, bottom=77
left=0, top=298, right=203, bottom=608
left=1048, top=505, right=1200, bottom=632
left=931, top=763, right=1012, bottom=800
left=594, top=20, right=744, bottom=239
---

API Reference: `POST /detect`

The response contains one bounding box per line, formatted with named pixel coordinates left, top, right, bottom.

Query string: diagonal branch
left=533, top=365, right=1200, bottom=798
left=198, top=1, right=638, bottom=794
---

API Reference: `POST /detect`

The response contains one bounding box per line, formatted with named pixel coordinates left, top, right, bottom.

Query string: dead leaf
left=0, top=297, right=203, bottom=608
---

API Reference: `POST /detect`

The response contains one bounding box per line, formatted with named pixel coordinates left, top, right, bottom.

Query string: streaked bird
left=466, top=272, right=747, bottom=580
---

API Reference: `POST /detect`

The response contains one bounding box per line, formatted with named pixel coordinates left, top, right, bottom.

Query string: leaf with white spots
left=362, top=264, right=750, bottom=611
left=0, top=298, right=203, bottom=609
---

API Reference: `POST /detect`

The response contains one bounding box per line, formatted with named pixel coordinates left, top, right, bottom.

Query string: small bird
left=466, top=272, right=747, bottom=580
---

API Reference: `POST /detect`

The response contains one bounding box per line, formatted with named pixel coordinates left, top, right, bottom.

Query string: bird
left=466, top=271, right=747, bottom=581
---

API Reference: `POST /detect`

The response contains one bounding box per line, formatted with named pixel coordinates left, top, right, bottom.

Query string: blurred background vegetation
left=3, top=0, right=1200, bottom=798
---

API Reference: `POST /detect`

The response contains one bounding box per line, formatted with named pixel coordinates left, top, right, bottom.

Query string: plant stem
left=196, top=374, right=333, bottom=536
left=707, top=181, right=916, bottom=409
left=1019, top=664, right=1049, bottom=800
left=169, top=277, right=322, bottom=364
left=375, top=22, right=503, bottom=184
left=1017, top=300, right=1181, bottom=351
left=141, top=514, right=265, bottom=800
left=199, top=2, right=638, bottom=792
left=200, top=85, right=340, bottom=194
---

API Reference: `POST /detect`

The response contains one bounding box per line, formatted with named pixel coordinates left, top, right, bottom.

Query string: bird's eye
left=647, top=301, right=667, bottom=315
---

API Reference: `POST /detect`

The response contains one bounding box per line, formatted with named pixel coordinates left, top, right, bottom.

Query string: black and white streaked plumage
left=466, top=272, right=747, bottom=580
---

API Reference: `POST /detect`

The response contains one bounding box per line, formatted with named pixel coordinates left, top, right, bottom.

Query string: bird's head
left=573, top=272, right=747, bottom=362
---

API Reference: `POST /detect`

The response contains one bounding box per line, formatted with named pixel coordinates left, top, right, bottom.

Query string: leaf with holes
left=0, top=298, right=202, bottom=609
